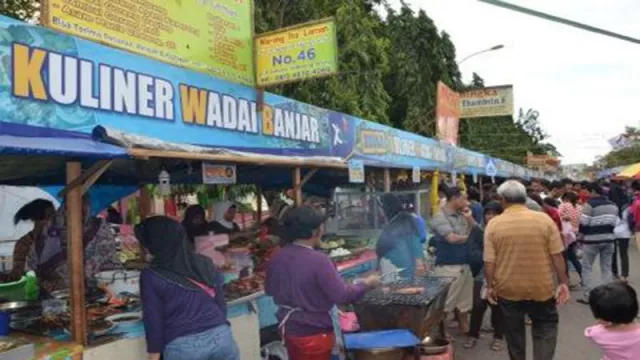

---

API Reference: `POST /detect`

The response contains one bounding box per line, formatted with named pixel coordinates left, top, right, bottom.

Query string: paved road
left=452, top=242, right=640, bottom=360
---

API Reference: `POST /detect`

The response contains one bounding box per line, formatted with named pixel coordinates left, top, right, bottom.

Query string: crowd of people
left=8, top=177, right=640, bottom=360
left=430, top=177, right=640, bottom=360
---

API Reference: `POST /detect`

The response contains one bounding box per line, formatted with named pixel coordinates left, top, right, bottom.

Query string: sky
left=386, top=0, right=640, bottom=165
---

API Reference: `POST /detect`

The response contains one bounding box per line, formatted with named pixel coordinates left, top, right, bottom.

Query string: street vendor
left=3, top=199, right=56, bottom=285
left=376, top=194, right=427, bottom=282
left=182, top=204, right=211, bottom=244
left=5, top=196, right=120, bottom=296
left=266, top=206, right=381, bottom=360
left=210, top=201, right=241, bottom=234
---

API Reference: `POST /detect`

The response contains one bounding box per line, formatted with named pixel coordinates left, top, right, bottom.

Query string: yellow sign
left=42, top=0, right=255, bottom=86
left=255, top=18, right=338, bottom=87
left=460, top=85, right=514, bottom=119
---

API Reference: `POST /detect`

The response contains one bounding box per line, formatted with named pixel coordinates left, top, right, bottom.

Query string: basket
left=0, top=275, right=37, bottom=301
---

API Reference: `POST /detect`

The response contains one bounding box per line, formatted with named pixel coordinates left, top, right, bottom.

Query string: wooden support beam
left=299, top=169, right=318, bottom=189
left=128, top=148, right=347, bottom=169
left=66, top=162, right=87, bottom=346
left=57, top=160, right=113, bottom=198
left=384, top=168, right=391, bottom=193
left=293, top=168, right=302, bottom=206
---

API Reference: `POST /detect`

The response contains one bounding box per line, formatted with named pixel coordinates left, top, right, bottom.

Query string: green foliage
left=255, top=0, right=391, bottom=124
left=0, top=0, right=38, bottom=22
left=599, top=126, right=640, bottom=168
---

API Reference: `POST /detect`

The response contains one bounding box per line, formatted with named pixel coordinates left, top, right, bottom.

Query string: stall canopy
left=614, top=163, right=640, bottom=179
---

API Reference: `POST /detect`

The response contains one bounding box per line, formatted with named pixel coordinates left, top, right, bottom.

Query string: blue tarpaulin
left=0, top=122, right=129, bottom=159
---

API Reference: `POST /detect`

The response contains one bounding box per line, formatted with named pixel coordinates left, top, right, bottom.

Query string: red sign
left=436, top=82, right=461, bottom=145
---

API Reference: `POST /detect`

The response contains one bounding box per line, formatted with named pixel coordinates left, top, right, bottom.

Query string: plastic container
left=0, top=273, right=38, bottom=302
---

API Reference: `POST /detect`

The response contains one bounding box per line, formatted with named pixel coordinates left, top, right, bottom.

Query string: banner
left=348, top=160, right=365, bottom=183
left=255, top=18, right=338, bottom=87
left=41, top=0, right=255, bottom=86
left=526, top=152, right=560, bottom=172
left=460, top=85, right=514, bottom=119
left=202, top=163, right=237, bottom=185
left=436, top=82, right=461, bottom=146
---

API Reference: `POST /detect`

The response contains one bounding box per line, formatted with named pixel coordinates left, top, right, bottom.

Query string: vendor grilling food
left=266, top=206, right=381, bottom=360
left=210, top=201, right=259, bottom=243
left=376, top=194, right=427, bottom=282
left=3, top=196, right=120, bottom=297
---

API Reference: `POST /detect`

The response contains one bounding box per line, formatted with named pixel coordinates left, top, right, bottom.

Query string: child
left=464, top=201, right=505, bottom=351
left=585, top=282, right=640, bottom=359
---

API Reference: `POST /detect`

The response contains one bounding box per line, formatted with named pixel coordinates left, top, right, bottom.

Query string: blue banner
left=0, top=16, right=537, bottom=178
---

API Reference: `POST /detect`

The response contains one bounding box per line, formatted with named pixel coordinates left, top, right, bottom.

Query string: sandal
left=463, top=338, right=478, bottom=349
left=491, top=339, right=505, bottom=351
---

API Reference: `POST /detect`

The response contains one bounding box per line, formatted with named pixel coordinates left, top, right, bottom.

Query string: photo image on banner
left=436, top=82, right=461, bottom=146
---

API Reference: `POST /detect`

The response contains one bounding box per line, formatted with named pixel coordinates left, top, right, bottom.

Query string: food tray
left=0, top=339, right=34, bottom=360
left=357, top=277, right=452, bottom=307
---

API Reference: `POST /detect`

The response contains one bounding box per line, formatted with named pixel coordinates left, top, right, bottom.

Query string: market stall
left=0, top=123, right=130, bottom=360
left=0, top=11, right=552, bottom=360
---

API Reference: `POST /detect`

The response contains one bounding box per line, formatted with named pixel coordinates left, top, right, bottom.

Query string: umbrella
left=614, top=163, right=640, bottom=179
left=0, top=186, right=60, bottom=242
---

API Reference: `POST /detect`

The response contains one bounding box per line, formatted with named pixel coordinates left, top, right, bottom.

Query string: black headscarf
left=609, top=183, right=629, bottom=217
left=136, top=216, right=216, bottom=289
left=182, top=205, right=209, bottom=243
left=376, top=194, right=419, bottom=258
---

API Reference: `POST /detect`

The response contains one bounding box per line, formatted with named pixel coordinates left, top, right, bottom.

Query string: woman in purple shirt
left=137, top=216, right=239, bottom=360
left=266, top=207, right=380, bottom=360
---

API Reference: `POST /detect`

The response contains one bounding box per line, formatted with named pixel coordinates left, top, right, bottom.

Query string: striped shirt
left=579, top=196, right=618, bottom=243
left=484, top=205, right=564, bottom=302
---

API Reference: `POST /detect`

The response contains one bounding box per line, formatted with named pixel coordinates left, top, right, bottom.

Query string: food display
left=224, top=273, right=266, bottom=302
left=329, top=248, right=351, bottom=258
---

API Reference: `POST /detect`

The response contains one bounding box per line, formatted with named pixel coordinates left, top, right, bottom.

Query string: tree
left=0, top=0, right=39, bottom=22
left=383, top=4, right=461, bottom=135
left=598, top=126, right=640, bottom=168
left=255, top=0, right=392, bottom=124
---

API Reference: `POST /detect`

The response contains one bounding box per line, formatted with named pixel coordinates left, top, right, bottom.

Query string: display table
left=8, top=334, right=83, bottom=360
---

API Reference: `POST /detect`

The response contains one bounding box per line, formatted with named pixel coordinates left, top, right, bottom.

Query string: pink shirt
left=585, top=324, right=640, bottom=360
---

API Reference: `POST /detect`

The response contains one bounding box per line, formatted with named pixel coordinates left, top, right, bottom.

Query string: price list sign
left=255, top=18, right=338, bottom=87
left=42, top=0, right=255, bottom=86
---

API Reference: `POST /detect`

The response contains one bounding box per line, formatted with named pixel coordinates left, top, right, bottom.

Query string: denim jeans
left=163, top=325, right=240, bottom=360
left=499, top=298, right=558, bottom=360
left=582, top=242, right=615, bottom=301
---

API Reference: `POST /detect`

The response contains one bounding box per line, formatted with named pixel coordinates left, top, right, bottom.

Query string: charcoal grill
left=354, top=276, right=453, bottom=340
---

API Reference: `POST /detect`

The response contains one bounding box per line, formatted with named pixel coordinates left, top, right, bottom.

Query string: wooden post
left=293, top=168, right=302, bottom=206
left=383, top=168, right=391, bottom=193
left=66, top=162, right=87, bottom=346
left=479, top=176, right=484, bottom=202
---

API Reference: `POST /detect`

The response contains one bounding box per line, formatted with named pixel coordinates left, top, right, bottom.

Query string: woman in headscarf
left=210, top=202, right=241, bottom=235
left=376, top=194, right=426, bottom=282
left=3, top=199, right=57, bottom=285
left=182, top=205, right=211, bottom=243
left=266, top=207, right=380, bottom=360
left=138, top=216, right=239, bottom=360
left=53, top=195, right=121, bottom=292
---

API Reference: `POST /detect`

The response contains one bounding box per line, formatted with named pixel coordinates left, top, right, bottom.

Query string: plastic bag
left=261, top=341, right=288, bottom=360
